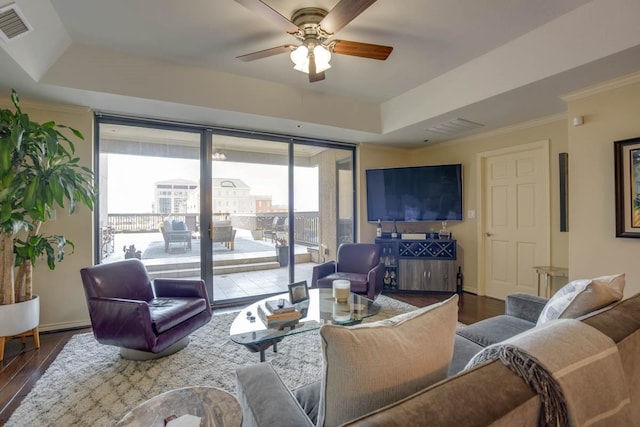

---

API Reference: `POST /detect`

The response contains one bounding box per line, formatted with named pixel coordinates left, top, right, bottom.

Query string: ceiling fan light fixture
left=313, top=45, right=331, bottom=72
left=235, top=1, right=391, bottom=82
left=290, top=44, right=331, bottom=74
left=290, top=45, right=308, bottom=68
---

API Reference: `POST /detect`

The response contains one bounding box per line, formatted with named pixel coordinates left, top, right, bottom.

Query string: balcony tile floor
left=213, top=263, right=315, bottom=300
left=105, top=228, right=318, bottom=303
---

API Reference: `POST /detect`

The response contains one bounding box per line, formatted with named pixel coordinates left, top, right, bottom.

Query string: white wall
left=566, top=73, right=640, bottom=297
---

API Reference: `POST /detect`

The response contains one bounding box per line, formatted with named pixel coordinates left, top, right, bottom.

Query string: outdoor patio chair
left=277, top=216, right=289, bottom=232
left=184, top=215, right=198, bottom=235
left=80, top=258, right=212, bottom=360
left=160, top=219, right=192, bottom=252
left=212, top=220, right=236, bottom=250
left=264, top=216, right=280, bottom=242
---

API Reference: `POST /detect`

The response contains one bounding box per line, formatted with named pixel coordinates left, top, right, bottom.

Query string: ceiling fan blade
left=237, top=45, right=295, bottom=62
left=235, top=0, right=300, bottom=34
left=320, top=0, right=377, bottom=34
left=307, top=53, right=325, bottom=82
left=332, top=40, right=393, bottom=60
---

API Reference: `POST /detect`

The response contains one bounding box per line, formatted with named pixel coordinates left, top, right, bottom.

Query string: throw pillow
left=536, top=273, right=625, bottom=326
left=172, top=220, right=186, bottom=231
left=317, top=294, right=459, bottom=427
left=162, top=220, right=172, bottom=232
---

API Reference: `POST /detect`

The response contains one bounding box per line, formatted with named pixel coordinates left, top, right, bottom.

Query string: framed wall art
left=614, top=137, right=640, bottom=238
left=559, top=152, right=569, bottom=232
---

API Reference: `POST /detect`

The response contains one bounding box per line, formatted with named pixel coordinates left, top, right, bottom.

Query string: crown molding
left=561, top=70, right=640, bottom=102
left=359, top=142, right=412, bottom=153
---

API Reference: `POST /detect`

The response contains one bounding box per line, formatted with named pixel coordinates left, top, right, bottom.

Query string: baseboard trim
left=39, top=320, right=91, bottom=333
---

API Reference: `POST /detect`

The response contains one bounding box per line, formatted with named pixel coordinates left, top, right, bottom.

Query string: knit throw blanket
left=466, top=319, right=631, bottom=427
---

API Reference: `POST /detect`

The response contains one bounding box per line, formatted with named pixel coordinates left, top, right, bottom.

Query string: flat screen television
left=366, top=164, right=463, bottom=222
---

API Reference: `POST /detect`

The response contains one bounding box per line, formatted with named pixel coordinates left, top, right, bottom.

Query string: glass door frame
left=201, top=129, right=214, bottom=299
left=95, top=114, right=357, bottom=306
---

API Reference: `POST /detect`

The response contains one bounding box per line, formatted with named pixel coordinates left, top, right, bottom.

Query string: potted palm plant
left=0, top=90, right=95, bottom=358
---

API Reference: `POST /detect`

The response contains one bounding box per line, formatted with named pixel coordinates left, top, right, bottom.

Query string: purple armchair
left=80, top=259, right=212, bottom=360
left=311, top=243, right=384, bottom=300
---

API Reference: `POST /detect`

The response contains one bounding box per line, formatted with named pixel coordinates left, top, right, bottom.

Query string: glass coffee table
left=230, top=288, right=381, bottom=361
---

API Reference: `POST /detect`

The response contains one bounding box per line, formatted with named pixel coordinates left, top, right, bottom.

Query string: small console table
left=534, top=266, right=569, bottom=298
left=376, top=237, right=457, bottom=293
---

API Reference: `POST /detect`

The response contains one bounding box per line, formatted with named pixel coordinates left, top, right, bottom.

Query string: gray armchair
left=311, top=243, right=384, bottom=300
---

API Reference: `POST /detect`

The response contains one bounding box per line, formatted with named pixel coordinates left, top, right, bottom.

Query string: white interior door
left=481, top=141, right=550, bottom=299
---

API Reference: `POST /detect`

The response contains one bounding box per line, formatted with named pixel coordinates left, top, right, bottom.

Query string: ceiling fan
left=235, top=0, right=393, bottom=83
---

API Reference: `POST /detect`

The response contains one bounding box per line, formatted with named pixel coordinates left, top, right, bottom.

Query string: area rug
left=6, top=295, right=417, bottom=427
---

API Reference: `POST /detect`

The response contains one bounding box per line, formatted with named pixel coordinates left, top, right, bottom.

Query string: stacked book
left=257, top=299, right=301, bottom=328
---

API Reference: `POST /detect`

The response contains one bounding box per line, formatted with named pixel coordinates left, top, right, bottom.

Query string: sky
left=107, top=154, right=319, bottom=213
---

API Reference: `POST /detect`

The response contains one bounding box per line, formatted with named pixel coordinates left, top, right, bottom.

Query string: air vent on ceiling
left=0, top=3, right=31, bottom=41
left=426, top=118, right=484, bottom=136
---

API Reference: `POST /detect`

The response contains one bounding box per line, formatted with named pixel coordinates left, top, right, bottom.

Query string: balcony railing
left=104, top=212, right=320, bottom=246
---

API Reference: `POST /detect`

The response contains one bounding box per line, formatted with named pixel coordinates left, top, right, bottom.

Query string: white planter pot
left=0, top=295, right=40, bottom=337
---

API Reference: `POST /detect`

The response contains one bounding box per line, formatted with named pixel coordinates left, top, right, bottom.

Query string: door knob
left=486, top=232, right=493, bottom=237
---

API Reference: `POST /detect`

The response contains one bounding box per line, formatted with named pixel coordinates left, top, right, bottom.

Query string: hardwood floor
left=390, top=291, right=506, bottom=325
left=0, top=292, right=504, bottom=424
left=0, top=327, right=91, bottom=425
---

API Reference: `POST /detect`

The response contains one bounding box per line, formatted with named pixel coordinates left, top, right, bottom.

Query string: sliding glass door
left=208, top=135, right=291, bottom=301
left=97, top=121, right=202, bottom=286
left=96, top=116, right=355, bottom=306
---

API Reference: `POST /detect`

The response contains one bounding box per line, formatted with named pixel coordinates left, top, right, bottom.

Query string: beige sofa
left=344, top=293, right=640, bottom=426
left=236, top=292, right=640, bottom=426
